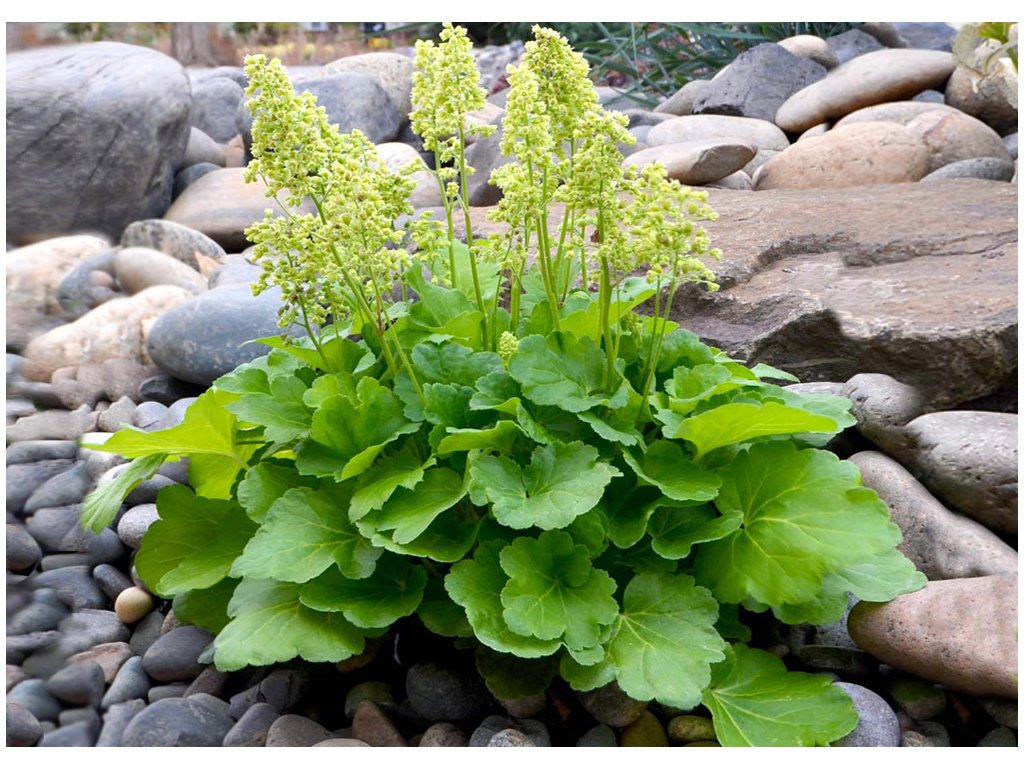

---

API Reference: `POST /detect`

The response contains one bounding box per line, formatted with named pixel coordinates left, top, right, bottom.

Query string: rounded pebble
left=45, top=660, right=106, bottom=706
left=265, top=714, right=333, bottom=747
left=620, top=709, right=670, bottom=747
left=351, top=700, right=407, bottom=746
left=120, top=696, right=235, bottom=747
left=115, top=586, right=155, bottom=624
left=222, top=702, right=280, bottom=747
left=6, top=524, right=42, bottom=573
left=141, top=625, right=214, bottom=682
left=406, top=662, right=492, bottom=722
left=832, top=682, right=901, bottom=746
left=6, top=702, right=42, bottom=746
left=418, top=722, right=468, bottom=747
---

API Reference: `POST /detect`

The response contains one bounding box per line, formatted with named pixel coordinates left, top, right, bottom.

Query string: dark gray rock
left=912, top=89, right=947, bottom=103
left=978, top=726, right=1017, bottom=747
left=576, top=723, right=618, bottom=747
left=622, top=109, right=673, bottom=129
left=148, top=682, right=190, bottom=701
left=129, top=611, right=165, bottom=656
left=6, top=42, right=191, bottom=244
left=174, top=162, right=222, bottom=198
left=470, top=715, right=550, bottom=747
left=190, top=77, right=245, bottom=143
left=265, top=714, right=333, bottom=747
left=406, top=662, right=493, bottom=723
left=888, top=674, right=946, bottom=721
left=120, top=695, right=235, bottom=746
left=418, top=722, right=468, bottom=747
left=889, top=22, right=957, bottom=51
left=24, top=462, right=93, bottom=513
left=227, top=684, right=262, bottom=720
left=257, top=668, right=310, bottom=713
left=45, top=660, right=106, bottom=706
left=57, top=706, right=102, bottom=730
left=26, top=504, right=90, bottom=552
left=138, top=375, right=205, bottom=408
left=146, top=283, right=301, bottom=386
left=1004, top=133, right=1018, bottom=160
left=6, top=524, right=41, bottom=573
left=850, top=451, right=1017, bottom=579
left=22, top=610, right=128, bottom=679
left=55, top=250, right=120, bottom=318
left=7, top=589, right=68, bottom=634
left=6, top=460, right=75, bottom=514
left=6, top=406, right=97, bottom=443
left=95, top=698, right=146, bottom=746
left=979, top=697, right=1017, bottom=729
left=826, top=29, right=885, bottom=64
left=298, top=74, right=401, bottom=144
left=38, top=720, right=98, bottom=747
left=120, top=219, right=226, bottom=270
left=922, top=157, right=1016, bottom=182
left=101, top=656, right=151, bottom=710
left=142, top=625, right=214, bottom=683
left=26, top=565, right=106, bottom=611
left=93, top=564, right=134, bottom=601
left=124, top=474, right=176, bottom=506
left=902, top=411, right=1017, bottom=534
left=577, top=681, right=646, bottom=727
left=6, top=440, right=78, bottom=465
left=184, top=666, right=229, bottom=698
left=8, top=679, right=63, bottom=722
left=6, top=702, right=43, bottom=746
left=693, top=44, right=827, bottom=122
left=222, top=702, right=279, bottom=747
left=8, top=631, right=61, bottom=663
left=832, top=682, right=901, bottom=746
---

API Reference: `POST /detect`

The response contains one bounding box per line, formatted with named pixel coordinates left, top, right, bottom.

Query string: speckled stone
left=832, top=682, right=900, bottom=746
left=418, top=722, right=468, bottom=747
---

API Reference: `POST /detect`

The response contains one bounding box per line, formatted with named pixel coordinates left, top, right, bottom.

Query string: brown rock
left=163, top=168, right=314, bottom=252
left=848, top=575, right=1017, bottom=698
left=647, top=114, right=789, bottom=151
left=905, top=109, right=1013, bottom=172
left=21, top=285, right=193, bottom=381
left=67, top=642, right=134, bottom=683
left=944, top=64, right=1018, bottom=137
left=113, top=247, right=208, bottom=295
left=755, top=122, right=929, bottom=189
left=351, top=700, right=407, bottom=747
left=119, top=219, right=226, bottom=270
left=706, top=170, right=752, bottom=190
left=775, top=49, right=955, bottom=133
left=623, top=139, right=757, bottom=185
left=834, top=100, right=959, bottom=129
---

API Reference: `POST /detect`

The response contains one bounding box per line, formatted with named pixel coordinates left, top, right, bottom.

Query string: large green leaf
left=694, top=442, right=907, bottom=608
left=436, top=420, right=523, bottom=455
left=296, top=377, right=420, bottom=480
left=445, top=540, right=561, bottom=658
left=237, top=462, right=304, bottom=523
left=230, top=484, right=381, bottom=583
left=357, top=467, right=468, bottom=544
left=623, top=440, right=720, bottom=502
left=597, top=475, right=664, bottom=549
left=172, top=578, right=239, bottom=634
left=647, top=503, right=742, bottom=560
left=608, top=571, right=726, bottom=709
left=349, top=443, right=433, bottom=521
left=213, top=579, right=368, bottom=671
left=226, top=373, right=313, bottom=444
left=81, top=453, right=168, bottom=532
left=469, top=442, right=620, bottom=530
left=498, top=531, right=618, bottom=651
left=417, top=577, right=473, bottom=638
left=509, top=332, right=628, bottom=413
left=476, top=646, right=560, bottom=700
left=299, top=555, right=427, bottom=628
left=667, top=402, right=838, bottom=459
left=365, top=508, right=479, bottom=563
left=702, top=644, right=858, bottom=746
left=135, top=485, right=257, bottom=597
left=469, top=370, right=522, bottom=414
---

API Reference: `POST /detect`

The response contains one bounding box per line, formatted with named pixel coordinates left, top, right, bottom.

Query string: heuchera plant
left=81, top=24, right=926, bottom=746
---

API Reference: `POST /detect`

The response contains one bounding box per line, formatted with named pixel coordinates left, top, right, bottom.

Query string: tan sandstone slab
left=848, top=575, right=1017, bottom=699
left=622, top=139, right=757, bottom=185
left=775, top=49, right=955, bottom=133
left=755, top=122, right=929, bottom=190
left=646, top=114, right=789, bottom=151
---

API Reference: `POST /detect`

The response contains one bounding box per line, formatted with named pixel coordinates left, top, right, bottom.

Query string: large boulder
left=297, top=74, right=401, bottom=144
left=6, top=42, right=191, bottom=244
left=320, top=52, right=414, bottom=123
left=674, top=180, right=1017, bottom=410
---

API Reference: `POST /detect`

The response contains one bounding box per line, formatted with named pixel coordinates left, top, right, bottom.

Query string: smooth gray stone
left=7, top=589, right=68, bottom=634
left=405, top=662, right=492, bottom=723
left=57, top=706, right=102, bottom=729
left=129, top=611, right=165, bottom=656
left=223, top=702, right=280, bottom=747
left=6, top=460, right=75, bottom=514
left=93, top=564, right=134, bottom=601
left=265, top=714, right=333, bottom=747
left=470, top=715, right=550, bottom=747
left=832, top=682, right=901, bottom=746
left=148, top=683, right=190, bottom=702
left=124, top=474, right=176, bottom=506
left=55, top=250, right=119, bottom=319
left=922, top=157, right=1016, bottom=182
left=95, top=698, right=146, bottom=746
left=26, top=565, right=106, bottom=610
left=257, top=668, right=309, bottom=713
left=6, top=702, right=43, bottom=746
left=174, top=162, right=221, bottom=198
left=1003, top=133, right=1018, bottom=160
left=26, top=504, right=87, bottom=551
left=101, top=656, right=151, bottom=710
left=116, top=502, right=159, bottom=550
left=142, top=625, right=214, bottom=683
left=120, top=696, right=235, bottom=746
left=190, top=77, right=245, bottom=143
left=38, top=720, right=98, bottom=747
left=577, top=681, right=646, bottom=727
left=297, top=74, right=400, bottom=144
left=8, top=630, right=61, bottom=662
left=22, top=610, right=128, bottom=679
left=45, top=660, right=106, bottom=706
left=576, top=723, right=618, bottom=747
left=826, top=28, right=885, bottom=64
left=120, top=218, right=225, bottom=269
left=418, top=722, right=469, bottom=747
left=184, top=666, right=229, bottom=699
left=132, top=401, right=168, bottom=429
left=23, top=462, right=93, bottom=513
left=842, top=373, right=927, bottom=456
left=8, top=679, right=63, bottom=722
left=6, top=523, right=41, bottom=573
left=5, top=440, right=78, bottom=465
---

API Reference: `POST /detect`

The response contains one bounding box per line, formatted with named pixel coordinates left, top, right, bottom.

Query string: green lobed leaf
left=509, top=332, right=628, bottom=413
left=172, top=578, right=240, bottom=635
left=469, top=442, right=620, bottom=530
left=237, top=462, right=304, bottom=523
left=213, top=578, right=368, bottom=671
left=357, top=466, right=468, bottom=545
left=515, top=402, right=589, bottom=445
left=559, top=652, right=616, bottom=692
left=597, top=475, right=665, bottom=549
left=349, top=443, right=434, bottom=521
left=255, top=332, right=377, bottom=375
left=702, top=644, right=858, bottom=746
left=623, top=439, right=721, bottom=502
left=476, top=646, right=560, bottom=700
left=608, top=571, right=727, bottom=710
left=226, top=374, right=313, bottom=444
left=667, top=401, right=838, bottom=459
left=135, top=485, right=258, bottom=597
left=299, top=554, right=427, bottom=628
left=499, top=531, right=619, bottom=651
left=230, top=483, right=381, bottom=583
left=445, top=540, right=561, bottom=658
left=749, top=362, right=800, bottom=382
left=187, top=444, right=261, bottom=500
left=647, top=503, right=743, bottom=560
left=469, top=370, right=522, bottom=414
left=694, top=442, right=908, bottom=608
left=436, top=420, right=523, bottom=455
left=81, top=453, right=168, bottom=532
left=417, top=577, right=473, bottom=638
left=665, top=362, right=749, bottom=415
left=365, top=507, right=479, bottom=563
left=652, top=328, right=717, bottom=375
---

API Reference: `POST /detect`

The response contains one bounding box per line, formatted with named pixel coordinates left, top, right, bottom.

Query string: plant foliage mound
left=82, top=24, right=925, bottom=747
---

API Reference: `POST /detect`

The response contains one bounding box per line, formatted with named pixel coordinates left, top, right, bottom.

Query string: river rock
left=6, top=42, right=191, bottom=243
left=834, top=100, right=958, bottom=128
left=145, top=282, right=299, bottom=386
left=53, top=251, right=121, bottom=321
left=654, top=79, right=710, bottom=116
left=120, top=696, right=235, bottom=747
left=692, top=43, right=827, bottom=122
left=163, top=167, right=316, bottom=252
left=777, top=35, right=838, bottom=69
left=826, top=28, right=886, bottom=64
left=320, top=52, right=414, bottom=123
left=831, top=682, right=901, bottom=747
left=182, top=126, right=226, bottom=168
left=142, top=626, right=214, bottom=683
left=375, top=142, right=443, bottom=208
left=111, top=247, right=207, bottom=296
left=905, top=109, right=1013, bottom=173
left=900, top=411, right=1017, bottom=534
left=945, top=64, right=1018, bottom=137
left=755, top=122, right=929, bottom=189
left=222, top=702, right=279, bottom=747
left=922, top=157, right=1017, bottom=182
left=419, top=722, right=469, bottom=747
left=190, top=76, right=245, bottom=143
left=52, top=359, right=160, bottom=410
left=6, top=236, right=111, bottom=350
left=674, top=180, right=1017, bottom=409
left=120, top=220, right=226, bottom=272
left=351, top=700, right=407, bottom=747
left=775, top=49, right=956, bottom=133
left=848, top=574, right=1017, bottom=698
left=6, top=703, right=43, bottom=746
left=405, top=662, right=492, bottom=722
left=648, top=114, right=789, bottom=151
left=20, top=285, right=192, bottom=382
left=7, top=524, right=42, bottom=573
left=464, top=117, right=509, bottom=206
left=842, top=373, right=927, bottom=456
left=850, top=451, right=1017, bottom=579
left=297, top=74, right=401, bottom=144
left=622, top=139, right=756, bottom=185
left=45, top=660, right=106, bottom=706
left=265, top=714, right=333, bottom=747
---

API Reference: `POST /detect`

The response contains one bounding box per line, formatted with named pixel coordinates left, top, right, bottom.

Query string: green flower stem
left=641, top=276, right=680, bottom=407
left=534, top=214, right=563, bottom=332
left=457, top=125, right=491, bottom=351
left=297, top=300, right=334, bottom=374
